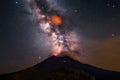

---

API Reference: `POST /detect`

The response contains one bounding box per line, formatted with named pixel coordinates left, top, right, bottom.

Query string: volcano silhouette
left=0, top=56, right=120, bottom=80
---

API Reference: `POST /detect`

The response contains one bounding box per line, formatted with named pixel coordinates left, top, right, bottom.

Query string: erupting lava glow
left=52, top=52, right=60, bottom=56
left=50, top=15, right=62, bottom=26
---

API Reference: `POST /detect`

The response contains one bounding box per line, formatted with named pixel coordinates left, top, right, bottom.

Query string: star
left=15, top=1, right=18, bottom=4
left=74, top=9, right=78, bottom=13
left=107, top=3, right=110, bottom=6
left=112, top=33, right=115, bottom=37
left=112, top=5, right=115, bottom=8
left=38, top=56, right=42, bottom=59
left=63, top=60, right=67, bottom=63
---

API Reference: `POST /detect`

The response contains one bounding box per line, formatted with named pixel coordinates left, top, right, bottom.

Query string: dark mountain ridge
left=35, top=56, right=120, bottom=80
left=0, top=56, right=120, bottom=80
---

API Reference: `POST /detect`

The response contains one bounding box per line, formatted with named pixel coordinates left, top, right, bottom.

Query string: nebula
left=50, top=15, right=62, bottom=26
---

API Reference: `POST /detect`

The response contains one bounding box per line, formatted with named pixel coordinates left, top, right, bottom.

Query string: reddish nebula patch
left=50, top=15, right=62, bottom=26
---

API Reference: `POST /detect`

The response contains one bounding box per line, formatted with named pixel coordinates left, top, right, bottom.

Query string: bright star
left=16, top=1, right=18, bottom=4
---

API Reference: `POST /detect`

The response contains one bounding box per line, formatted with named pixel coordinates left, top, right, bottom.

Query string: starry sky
left=0, top=0, right=120, bottom=73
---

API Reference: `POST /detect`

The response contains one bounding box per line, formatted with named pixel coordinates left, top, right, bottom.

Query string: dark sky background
left=0, top=0, right=120, bottom=73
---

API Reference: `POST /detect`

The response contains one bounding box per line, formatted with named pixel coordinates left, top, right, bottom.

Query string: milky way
left=28, top=0, right=80, bottom=56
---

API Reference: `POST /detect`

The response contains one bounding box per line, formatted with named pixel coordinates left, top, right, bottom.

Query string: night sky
left=0, top=0, right=120, bottom=74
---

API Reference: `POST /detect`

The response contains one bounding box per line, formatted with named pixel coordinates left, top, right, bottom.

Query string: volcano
left=0, top=56, right=120, bottom=80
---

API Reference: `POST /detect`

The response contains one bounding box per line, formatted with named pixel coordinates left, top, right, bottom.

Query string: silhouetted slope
left=0, top=56, right=120, bottom=80
left=35, top=56, right=120, bottom=80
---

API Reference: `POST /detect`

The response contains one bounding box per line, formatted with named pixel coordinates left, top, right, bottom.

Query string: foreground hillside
left=0, top=56, right=120, bottom=80
left=0, top=67, right=95, bottom=80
